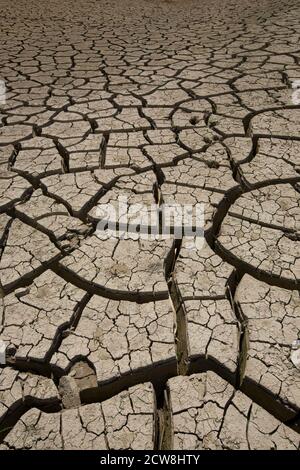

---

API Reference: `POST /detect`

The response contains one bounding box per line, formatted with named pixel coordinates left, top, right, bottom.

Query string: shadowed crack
left=1, top=0, right=300, bottom=450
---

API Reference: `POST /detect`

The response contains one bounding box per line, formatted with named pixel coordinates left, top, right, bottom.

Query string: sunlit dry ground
left=0, top=0, right=300, bottom=450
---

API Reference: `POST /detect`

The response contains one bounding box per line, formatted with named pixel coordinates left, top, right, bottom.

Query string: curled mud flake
left=1, top=383, right=155, bottom=450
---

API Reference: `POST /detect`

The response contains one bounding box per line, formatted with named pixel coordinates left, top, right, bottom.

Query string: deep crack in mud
left=0, top=0, right=300, bottom=450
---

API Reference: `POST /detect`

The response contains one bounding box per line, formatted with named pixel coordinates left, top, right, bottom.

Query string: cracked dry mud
left=0, top=0, right=300, bottom=451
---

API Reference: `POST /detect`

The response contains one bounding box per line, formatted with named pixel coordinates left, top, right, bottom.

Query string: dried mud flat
left=0, top=0, right=300, bottom=450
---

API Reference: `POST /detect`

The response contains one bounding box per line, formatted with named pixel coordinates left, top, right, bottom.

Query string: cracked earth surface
left=0, top=0, right=300, bottom=450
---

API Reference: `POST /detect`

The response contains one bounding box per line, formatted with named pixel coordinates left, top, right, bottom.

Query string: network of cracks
left=0, top=0, right=300, bottom=450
